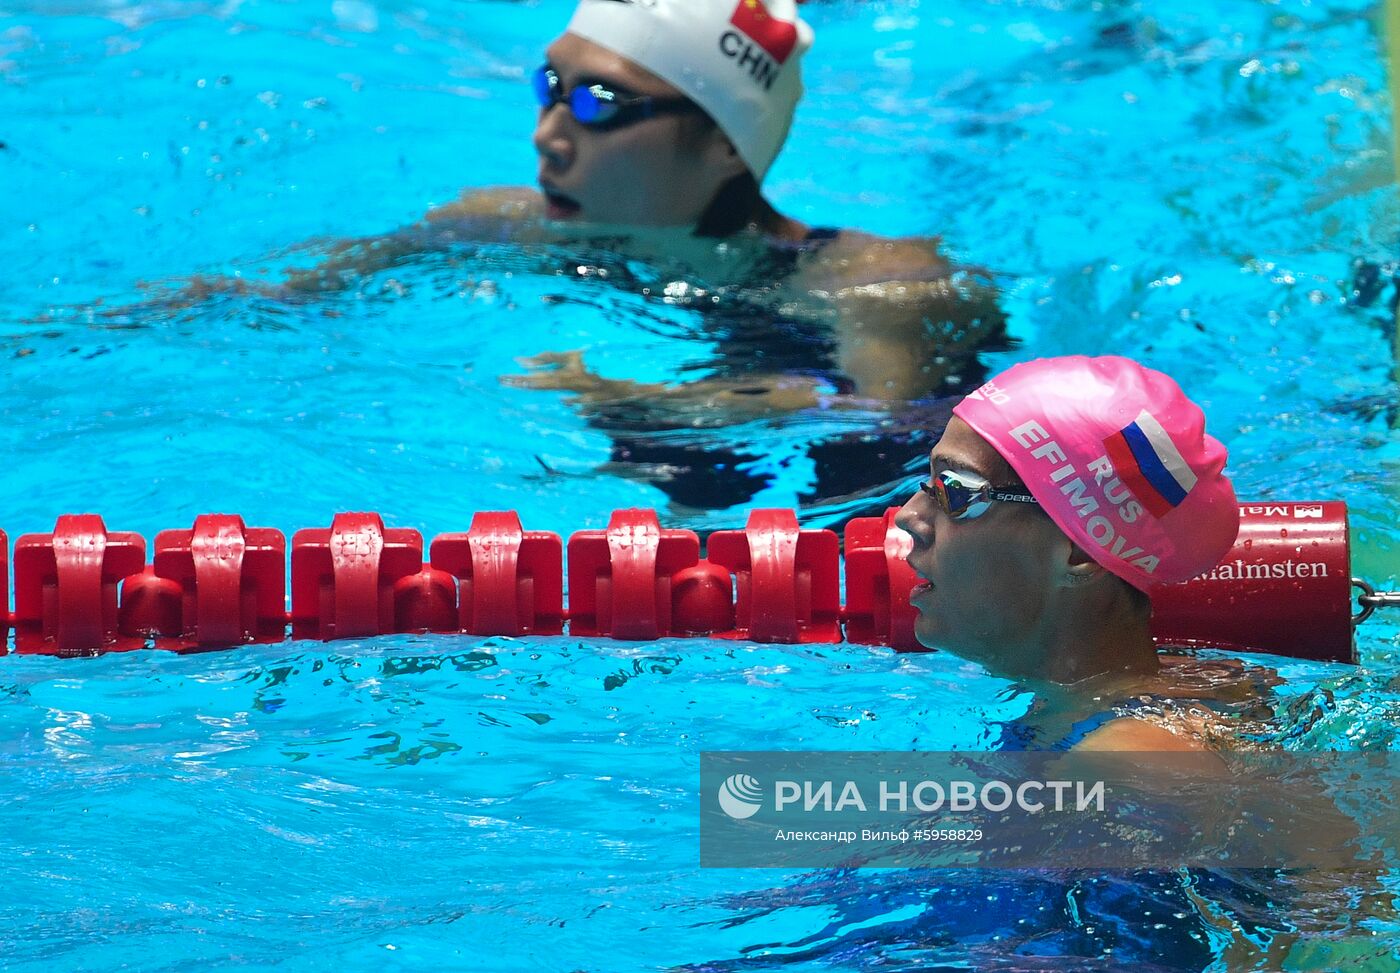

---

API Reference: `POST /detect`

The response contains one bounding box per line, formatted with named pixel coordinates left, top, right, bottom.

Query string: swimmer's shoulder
left=424, top=185, right=544, bottom=224
left=791, top=229, right=956, bottom=291
left=1069, top=655, right=1282, bottom=755
left=1073, top=716, right=1217, bottom=753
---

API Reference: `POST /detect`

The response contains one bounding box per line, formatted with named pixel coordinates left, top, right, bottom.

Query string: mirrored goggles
left=531, top=65, right=699, bottom=131
left=920, top=469, right=1040, bottom=521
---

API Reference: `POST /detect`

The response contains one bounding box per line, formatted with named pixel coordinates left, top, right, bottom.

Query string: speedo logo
left=720, top=0, right=798, bottom=91
left=964, top=380, right=1011, bottom=406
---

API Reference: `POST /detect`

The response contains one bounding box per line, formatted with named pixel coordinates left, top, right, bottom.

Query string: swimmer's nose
left=533, top=105, right=574, bottom=171
left=894, top=490, right=933, bottom=549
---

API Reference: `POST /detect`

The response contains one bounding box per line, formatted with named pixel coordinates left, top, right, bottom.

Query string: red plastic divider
left=0, top=503, right=1366, bottom=663
left=843, top=508, right=923, bottom=651
left=115, top=515, right=288, bottom=649
left=670, top=560, right=736, bottom=636
left=13, top=515, right=147, bottom=655
left=707, top=509, right=840, bottom=643
left=430, top=511, right=564, bottom=636
left=291, top=513, right=455, bottom=641
left=568, top=509, right=722, bottom=639
left=1151, top=501, right=1354, bottom=663
left=117, top=567, right=183, bottom=644
left=0, top=529, right=7, bottom=640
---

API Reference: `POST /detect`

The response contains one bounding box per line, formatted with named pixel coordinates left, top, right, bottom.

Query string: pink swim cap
left=952, top=356, right=1239, bottom=591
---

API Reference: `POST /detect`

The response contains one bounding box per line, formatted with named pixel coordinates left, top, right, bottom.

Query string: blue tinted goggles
left=531, top=65, right=698, bottom=131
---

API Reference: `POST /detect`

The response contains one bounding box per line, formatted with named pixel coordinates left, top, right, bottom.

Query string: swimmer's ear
left=1060, top=542, right=1107, bottom=589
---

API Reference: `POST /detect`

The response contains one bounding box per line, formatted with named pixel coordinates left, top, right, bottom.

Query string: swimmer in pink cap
left=896, top=356, right=1240, bottom=698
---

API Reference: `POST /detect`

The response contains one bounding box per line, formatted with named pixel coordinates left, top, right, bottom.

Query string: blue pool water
left=3, top=0, right=1400, bottom=968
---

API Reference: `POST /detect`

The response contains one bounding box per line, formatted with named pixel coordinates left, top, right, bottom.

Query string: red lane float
left=1148, top=502, right=1352, bottom=663
left=431, top=511, right=563, bottom=636
left=115, top=515, right=288, bottom=649
left=567, top=509, right=708, bottom=639
left=13, top=515, right=147, bottom=655
left=842, top=509, right=921, bottom=651
left=0, top=503, right=1365, bottom=662
left=707, top=509, right=840, bottom=643
left=0, top=529, right=6, bottom=643
left=291, top=512, right=458, bottom=640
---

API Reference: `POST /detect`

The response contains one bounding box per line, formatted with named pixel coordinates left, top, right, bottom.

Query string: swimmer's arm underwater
left=504, top=235, right=1008, bottom=417
left=502, top=350, right=849, bottom=423
left=136, top=187, right=548, bottom=306
left=276, top=186, right=552, bottom=295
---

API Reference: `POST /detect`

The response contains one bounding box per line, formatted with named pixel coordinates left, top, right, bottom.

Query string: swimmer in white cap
left=304, top=0, right=1006, bottom=411
left=171, top=0, right=1004, bottom=445
left=525, top=0, right=812, bottom=235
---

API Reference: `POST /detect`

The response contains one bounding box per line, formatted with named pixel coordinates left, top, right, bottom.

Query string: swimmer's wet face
left=895, top=417, right=1076, bottom=667
left=533, top=34, right=748, bottom=226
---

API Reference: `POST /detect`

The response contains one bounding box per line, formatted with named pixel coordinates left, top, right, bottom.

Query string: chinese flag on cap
left=730, top=0, right=799, bottom=64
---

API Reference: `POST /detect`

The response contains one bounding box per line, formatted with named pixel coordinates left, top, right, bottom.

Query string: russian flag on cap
left=1102, top=410, right=1199, bottom=518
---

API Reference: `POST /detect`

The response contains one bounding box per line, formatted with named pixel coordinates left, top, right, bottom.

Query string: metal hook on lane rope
left=1353, top=578, right=1400, bottom=625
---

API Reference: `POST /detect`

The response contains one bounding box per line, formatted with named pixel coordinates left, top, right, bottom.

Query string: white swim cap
left=566, top=0, right=813, bottom=182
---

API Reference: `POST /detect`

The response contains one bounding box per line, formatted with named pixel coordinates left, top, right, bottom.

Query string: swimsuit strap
left=997, top=695, right=1170, bottom=752
left=1049, top=707, right=1137, bottom=751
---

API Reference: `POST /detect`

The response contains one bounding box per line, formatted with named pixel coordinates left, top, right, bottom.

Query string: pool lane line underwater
left=0, top=503, right=1388, bottom=662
